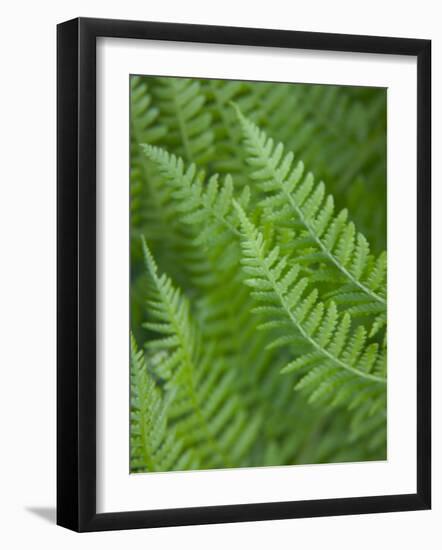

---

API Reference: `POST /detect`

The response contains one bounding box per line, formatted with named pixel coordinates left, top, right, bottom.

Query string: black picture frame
left=57, top=17, right=431, bottom=532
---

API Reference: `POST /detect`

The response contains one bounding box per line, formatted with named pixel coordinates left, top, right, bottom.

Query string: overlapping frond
left=234, top=203, right=386, bottom=410
left=141, top=144, right=250, bottom=248
left=140, top=147, right=293, bottom=435
left=140, top=145, right=258, bottom=355
left=131, top=76, right=386, bottom=248
left=235, top=108, right=387, bottom=333
left=129, top=76, right=388, bottom=471
left=141, top=240, right=261, bottom=468
left=242, top=83, right=387, bottom=251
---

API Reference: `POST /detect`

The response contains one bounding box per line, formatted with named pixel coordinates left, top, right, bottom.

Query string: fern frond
left=130, top=77, right=168, bottom=232
left=249, top=83, right=387, bottom=251
left=141, top=239, right=261, bottom=468
left=152, top=77, right=214, bottom=164
left=130, top=334, right=199, bottom=472
left=131, top=76, right=168, bottom=146
left=140, top=146, right=288, bottom=432
left=141, top=144, right=249, bottom=245
left=202, top=79, right=277, bottom=185
left=130, top=77, right=176, bottom=337
left=234, top=203, right=386, bottom=408
left=235, top=108, right=387, bottom=325
left=130, top=77, right=388, bottom=470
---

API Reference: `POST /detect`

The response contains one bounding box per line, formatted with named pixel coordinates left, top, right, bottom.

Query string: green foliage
left=130, top=75, right=387, bottom=472
left=151, top=77, right=214, bottom=164
left=130, top=334, right=199, bottom=472
left=140, top=239, right=261, bottom=468
left=235, top=109, right=387, bottom=338
left=234, top=203, right=386, bottom=416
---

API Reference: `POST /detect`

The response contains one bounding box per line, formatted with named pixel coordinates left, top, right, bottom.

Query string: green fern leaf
left=141, top=238, right=262, bottom=468
left=235, top=108, right=387, bottom=330
left=152, top=77, right=214, bottom=164
left=130, top=77, right=388, bottom=469
left=130, top=334, right=199, bottom=472
left=234, top=203, right=386, bottom=404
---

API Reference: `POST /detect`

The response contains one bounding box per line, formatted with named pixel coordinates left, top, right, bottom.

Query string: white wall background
left=0, top=1, right=439, bottom=548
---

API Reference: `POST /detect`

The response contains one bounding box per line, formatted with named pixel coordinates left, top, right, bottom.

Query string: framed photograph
left=57, top=17, right=431, bottom=532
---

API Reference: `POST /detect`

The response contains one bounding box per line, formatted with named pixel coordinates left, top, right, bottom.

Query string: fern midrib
left=246, top=233, right=386, bottom=385
left=248, top=126, right=386, bottom=308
